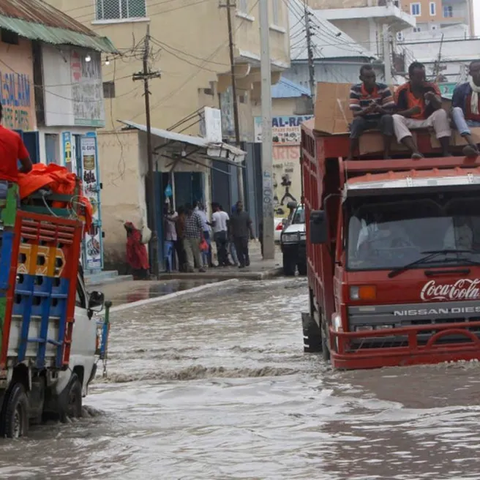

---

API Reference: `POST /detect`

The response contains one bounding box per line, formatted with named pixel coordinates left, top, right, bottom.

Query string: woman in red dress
left=124, top=222, right=149, bottom=280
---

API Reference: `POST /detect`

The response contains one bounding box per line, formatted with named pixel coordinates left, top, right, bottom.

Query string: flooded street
left=2, top=278, right=480, bottom=479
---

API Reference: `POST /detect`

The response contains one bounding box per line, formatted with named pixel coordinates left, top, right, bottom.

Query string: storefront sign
left=254, top=115, right=313, bottom=145
left=439, top=82, right=457, bottom=100
left=81, top=134, right=102, bottom=270
left=272, top=146, right=302, bottom=209
left=71, top=50, right=104, bottom=127
left=63, top=132, right=72, bottom=171
left=0, top=39, right=35, bottom=131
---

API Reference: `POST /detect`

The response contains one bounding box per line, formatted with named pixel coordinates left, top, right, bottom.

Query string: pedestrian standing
left=183, top=204, right=206, bottom=273
left=124, top=222, right=149, bottom=279
left=211, top=203, right=230, bottom=267
left=165, top=207, right=179, bottom=271
left=195, top=202, right=213, bottom=267
left=175, top=206, right=187, bottom=272
left=229, top=201, right=254, bottom=269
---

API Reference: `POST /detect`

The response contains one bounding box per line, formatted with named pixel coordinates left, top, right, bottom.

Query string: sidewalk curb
left=110, top=279, right=239, bottom=313
left=158, top=267, right=283, bottom=282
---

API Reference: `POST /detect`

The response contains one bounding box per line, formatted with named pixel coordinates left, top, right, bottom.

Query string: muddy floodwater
left=2, top=278, right=480, bottom=479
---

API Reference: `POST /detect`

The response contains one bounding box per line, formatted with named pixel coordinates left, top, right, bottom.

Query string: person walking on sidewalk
left=393, top=62, right=451, bottom=159
left=230, top=201, right=254, bottom=269
left=124, top=222, right=149, bottom=280
left=212, top=203, right=230, bottom=266
left=183, top=204, right=206, bottom=273
left=452, top=60, right=480, bottom=157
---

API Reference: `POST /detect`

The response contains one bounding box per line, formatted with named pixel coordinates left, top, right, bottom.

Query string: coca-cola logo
left=420, top=279, right=480, bottom=301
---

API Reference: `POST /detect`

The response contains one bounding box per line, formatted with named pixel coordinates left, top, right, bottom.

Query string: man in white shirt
left=211, top=203, right=230, bottom=266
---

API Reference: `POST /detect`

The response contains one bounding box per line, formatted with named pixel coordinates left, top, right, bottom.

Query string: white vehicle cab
left=280, top=205, right=307, bottom=276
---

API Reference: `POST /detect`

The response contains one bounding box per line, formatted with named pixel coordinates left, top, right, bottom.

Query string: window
left=103, top=81, right=116, bottom=98
left=429, top=2, right=436, bottom=16
left=272, top=0, right=280, bottom=25
left=413, top=26, right=422, bottom=32
left=411, top=3, right=421, bottom=16
left=443, top=5, right=453, bottom=17
left=96, top=0, right=146, bottom=21
left=237, top=0, right=247, bottom=14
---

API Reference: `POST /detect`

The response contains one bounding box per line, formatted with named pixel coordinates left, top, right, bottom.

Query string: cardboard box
left=314, top=83, right=352, bottom=135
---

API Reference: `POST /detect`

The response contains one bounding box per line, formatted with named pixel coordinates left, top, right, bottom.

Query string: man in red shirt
left=0, top=104, right=32, bottom=183
left=393, top=62, right=451, bottom=159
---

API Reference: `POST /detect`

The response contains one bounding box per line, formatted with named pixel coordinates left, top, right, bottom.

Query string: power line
left=130, top=0, right=261, bottom=121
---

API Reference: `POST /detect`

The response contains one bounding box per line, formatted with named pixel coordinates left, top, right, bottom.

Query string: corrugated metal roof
left=272, top=78, right=311, bottom=98
left=289, top=0, right=376, bottom=61
left=0, top=0, right=116, bottom=52
left=120, top=120, right=246, bottom=164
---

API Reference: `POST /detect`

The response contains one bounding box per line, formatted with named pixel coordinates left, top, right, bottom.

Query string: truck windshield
left=347, top=191, right=480, bottom=271
left=293, top=207, right=305, bottom=224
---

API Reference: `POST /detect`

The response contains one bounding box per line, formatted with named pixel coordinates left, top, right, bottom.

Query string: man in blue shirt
left=452, top=60, right=480, bottom=157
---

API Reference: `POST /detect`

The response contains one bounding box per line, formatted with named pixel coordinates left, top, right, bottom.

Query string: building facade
left=397, top=0, right=476, bottom=82
left=0, top=0, right=115, bottom=274
left=401, top=0, right=474, bottom=36
left=46, top=0, right=291, bottom=272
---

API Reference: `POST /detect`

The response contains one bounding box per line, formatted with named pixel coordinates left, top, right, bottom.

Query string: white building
left=397, top=0, right=477, bottom=83
left=283, top=0, right=380, bottom=92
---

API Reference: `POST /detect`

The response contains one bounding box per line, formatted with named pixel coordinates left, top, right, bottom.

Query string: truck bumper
left=329, top=320, right=480, bottom=369
left=281, top=242, right=306, bottom=261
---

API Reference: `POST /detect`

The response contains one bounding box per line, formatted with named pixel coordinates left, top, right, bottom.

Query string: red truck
left=301, top=119, right=480, bottom=369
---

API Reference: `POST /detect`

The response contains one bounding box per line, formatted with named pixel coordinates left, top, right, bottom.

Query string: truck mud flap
left=302, top=312, right=322, bottom=353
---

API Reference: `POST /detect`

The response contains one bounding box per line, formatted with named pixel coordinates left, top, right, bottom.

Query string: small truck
left=0, top=184, right=110, bottom=437
left=301, top=119, right=480, bottom=369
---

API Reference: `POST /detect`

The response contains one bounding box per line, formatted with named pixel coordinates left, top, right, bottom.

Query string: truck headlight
left=282, top=233, right=299, bottom=243
left=349, top=285, right=376, bottom=301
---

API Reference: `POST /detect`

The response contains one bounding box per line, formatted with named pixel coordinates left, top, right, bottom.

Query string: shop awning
left=120, top=120, right=246, bottom=165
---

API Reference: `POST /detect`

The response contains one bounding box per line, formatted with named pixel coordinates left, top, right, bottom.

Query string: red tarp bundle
left=18, top=164, right=93, bottom=229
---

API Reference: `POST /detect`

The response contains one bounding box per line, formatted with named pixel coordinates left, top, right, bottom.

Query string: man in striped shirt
left=349, top=65, right=395, bottom=160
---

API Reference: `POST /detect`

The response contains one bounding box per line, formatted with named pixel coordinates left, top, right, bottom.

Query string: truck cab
left=302, top=121, right=480, bottom=369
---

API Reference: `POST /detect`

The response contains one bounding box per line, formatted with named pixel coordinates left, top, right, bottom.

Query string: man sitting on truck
left=348, top=65, right=395, bottom=159
left=452, top=60, right=480, bottom=157
left=0, top=104, right=32, bottom=196
left=393, top=62, right=451, bottom=159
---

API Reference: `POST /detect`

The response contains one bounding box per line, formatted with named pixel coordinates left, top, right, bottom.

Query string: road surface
left=1, top=278, right=479, bottom=479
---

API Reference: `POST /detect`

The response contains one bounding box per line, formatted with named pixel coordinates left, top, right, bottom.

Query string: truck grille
left=347, top=301, right=480, bottom=350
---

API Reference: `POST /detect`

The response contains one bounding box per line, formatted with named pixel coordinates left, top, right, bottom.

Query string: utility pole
left=133, top=24, right=161, bottom=278
left=226, top=0, right=245, bottom=204
left=382, top=24, right=393, bottom=84
left=304, top=1, right=316, bottom=107
left=259, top=0, right=274, bottom=260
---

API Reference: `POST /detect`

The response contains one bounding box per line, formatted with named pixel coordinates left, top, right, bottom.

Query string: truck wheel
left=0, top=383, right=29, bottom=438
left=297, top=262, right=307, bottom=276
left=302, top=312, right=323, bottom=353
left=283, top=254, right=296, bottom=276
left=59, top=374, right=82, bottom=423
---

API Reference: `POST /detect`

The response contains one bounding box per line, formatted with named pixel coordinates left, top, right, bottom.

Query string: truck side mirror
left=310, top=210, right=328, bottom=244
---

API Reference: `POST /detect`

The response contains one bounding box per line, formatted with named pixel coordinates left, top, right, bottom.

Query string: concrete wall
left=97, top=130, right=143, bottom=269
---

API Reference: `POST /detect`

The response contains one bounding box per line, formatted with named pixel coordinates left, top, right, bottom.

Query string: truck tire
left=0, top=383, right=29, bottom=438
left=302, top=312, right=323, bottom=353
left=297, top=262, right=307, bottom=276
left=283, top=253, right=296, bottom=276
left=59, top=374, right=82, bottom=423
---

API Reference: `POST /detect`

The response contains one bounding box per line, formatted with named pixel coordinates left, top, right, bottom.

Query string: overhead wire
left=129, top=0, right=261, bottom=121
